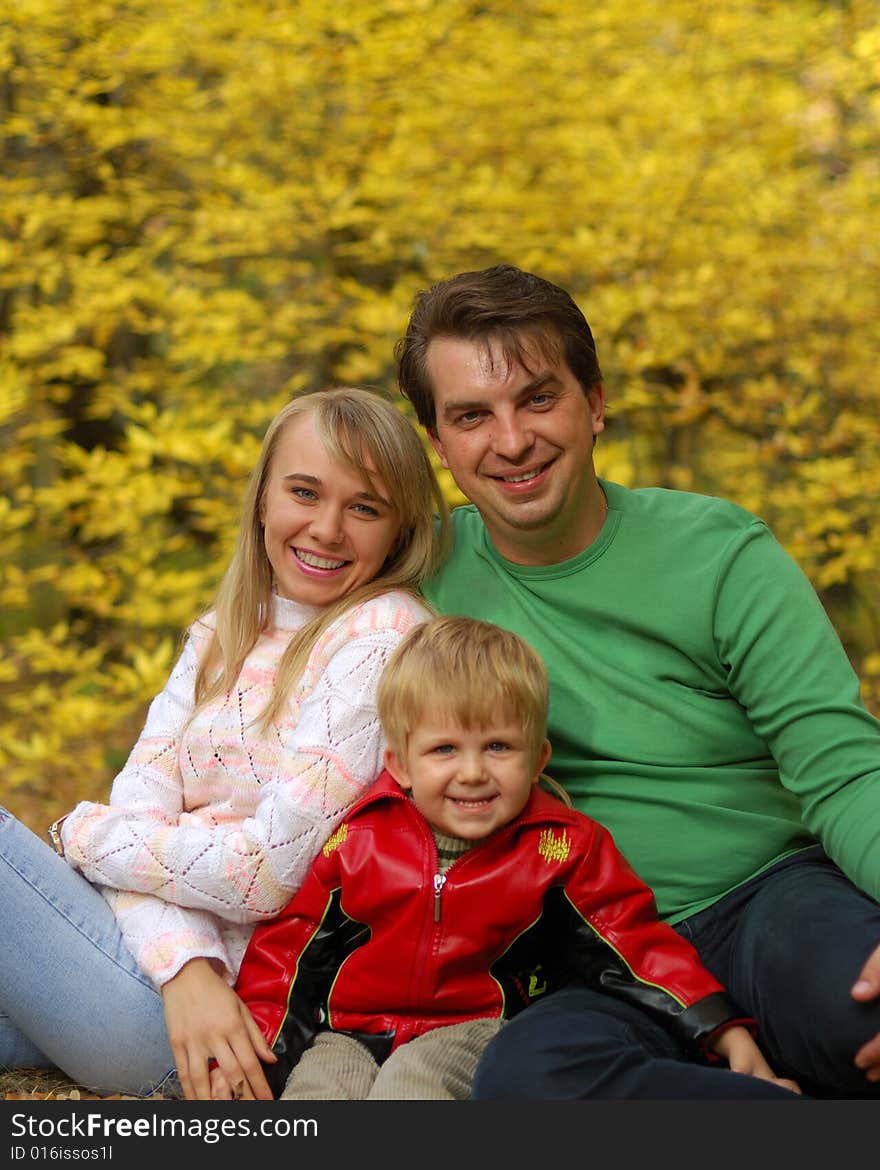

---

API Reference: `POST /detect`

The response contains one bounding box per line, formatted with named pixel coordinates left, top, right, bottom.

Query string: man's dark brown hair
left=395, top=264, right=602, bottom=430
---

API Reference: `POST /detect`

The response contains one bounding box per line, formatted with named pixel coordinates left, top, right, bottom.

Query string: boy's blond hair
left=378, top=616, right=549, bottom=761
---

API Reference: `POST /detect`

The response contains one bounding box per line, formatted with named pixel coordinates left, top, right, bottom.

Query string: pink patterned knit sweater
left=62, top=589, right=431, bottom=988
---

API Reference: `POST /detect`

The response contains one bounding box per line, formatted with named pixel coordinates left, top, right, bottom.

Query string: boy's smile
left=385, top=711, right=551, bottom=840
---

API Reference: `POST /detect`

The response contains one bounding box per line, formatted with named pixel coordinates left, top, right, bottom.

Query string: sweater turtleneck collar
left=269, top=591, right=323, bottom=631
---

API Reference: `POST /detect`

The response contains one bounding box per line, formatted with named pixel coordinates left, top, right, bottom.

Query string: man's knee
left=473, top=990, right=674, bottom=1100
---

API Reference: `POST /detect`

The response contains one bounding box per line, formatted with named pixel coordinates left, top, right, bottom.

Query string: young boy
left=221, top=617, right=801, bottom=1100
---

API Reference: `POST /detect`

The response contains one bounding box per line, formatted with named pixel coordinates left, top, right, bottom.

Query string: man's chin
left=493, top=502, right=558, bottom=533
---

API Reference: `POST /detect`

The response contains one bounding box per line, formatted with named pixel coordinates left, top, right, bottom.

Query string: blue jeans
left=473, top=847, right=880, bottom=1099
left=0, top=808, right=180, bottom=1097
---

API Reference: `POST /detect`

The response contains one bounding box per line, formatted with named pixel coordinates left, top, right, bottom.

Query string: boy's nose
left=458, top=753, right=485, bottom=782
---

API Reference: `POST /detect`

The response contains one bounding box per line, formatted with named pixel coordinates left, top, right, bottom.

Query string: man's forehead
left=429, top=328, right=565, bottom=380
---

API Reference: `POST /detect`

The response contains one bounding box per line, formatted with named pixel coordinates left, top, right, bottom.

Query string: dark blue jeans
left=473, top=847, right=880, bottom=1099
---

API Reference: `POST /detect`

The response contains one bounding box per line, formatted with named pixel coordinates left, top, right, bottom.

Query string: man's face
left=425, top=333, right=605, bottom=565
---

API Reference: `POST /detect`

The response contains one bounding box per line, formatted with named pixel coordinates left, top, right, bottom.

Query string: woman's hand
left=161, top=958, right=277, bottom=1100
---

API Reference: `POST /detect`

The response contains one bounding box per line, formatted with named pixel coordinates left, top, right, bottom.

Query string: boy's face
left=385, top=708, right=551, bottom=840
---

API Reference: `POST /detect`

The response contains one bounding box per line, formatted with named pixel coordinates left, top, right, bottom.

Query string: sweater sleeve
left=61, top=594, right=431, bottom=924
left=60, top=628, right=197, bottom=857
left=562, top=819, right=749, bottom=1055
left=101, top=887, right=235, bottom=986
left=714, top=523, right=880, bottom=900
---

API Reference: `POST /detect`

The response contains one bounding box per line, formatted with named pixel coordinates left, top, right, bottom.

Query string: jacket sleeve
left=233, top=843, right=351, bottom=1097
left=560, top=819, right=752, bottom=1057
left=715, top=522, right=880, bottom=901
left=60, top=595, right=430, bottom=923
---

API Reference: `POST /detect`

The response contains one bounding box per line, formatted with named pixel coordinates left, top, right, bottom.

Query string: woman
left=0, top=386, right=449, bottom=1100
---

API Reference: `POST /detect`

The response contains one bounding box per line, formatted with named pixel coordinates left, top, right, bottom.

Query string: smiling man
left=423, top=332, right=605, bottom=564
left=394, top=263, right=880, bottom=1100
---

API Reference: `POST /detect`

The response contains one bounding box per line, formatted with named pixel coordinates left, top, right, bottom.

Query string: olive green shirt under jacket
left=422, top=479, right=880, bottom=923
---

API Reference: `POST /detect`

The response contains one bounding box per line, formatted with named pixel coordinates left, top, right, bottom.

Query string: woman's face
left=260, top=413, right=402, bottom=607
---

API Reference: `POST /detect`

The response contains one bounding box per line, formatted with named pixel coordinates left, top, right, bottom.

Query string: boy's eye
left=433, top=744, right=455, bottom=755
left=487, top=741, right=509, bottom=752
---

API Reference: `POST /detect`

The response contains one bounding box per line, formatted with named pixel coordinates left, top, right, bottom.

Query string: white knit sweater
left=62, top=589, right=431, bottom=988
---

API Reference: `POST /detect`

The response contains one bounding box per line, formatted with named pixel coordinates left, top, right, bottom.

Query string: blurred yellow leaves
left=2, top=0, right=879, bottom=829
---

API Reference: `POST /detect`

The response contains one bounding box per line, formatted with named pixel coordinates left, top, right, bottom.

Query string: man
left=395, top=263, right=880, bottom=1099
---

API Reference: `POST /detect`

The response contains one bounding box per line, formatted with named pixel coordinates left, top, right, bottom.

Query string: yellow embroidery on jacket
left=538, top=828, right=571, bottom=864
left=528, top=969, right=548, bottom=997
left=322, top=823, right=349, bottom=856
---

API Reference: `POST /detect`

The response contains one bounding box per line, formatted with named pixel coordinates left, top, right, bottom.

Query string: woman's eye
left=292, top=487, right=317, bottom=501
left=352, top=503, right=380, bottom=517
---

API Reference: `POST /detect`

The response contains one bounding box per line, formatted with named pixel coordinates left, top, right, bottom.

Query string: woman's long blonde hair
left=192, top=386, right=450, bottom=728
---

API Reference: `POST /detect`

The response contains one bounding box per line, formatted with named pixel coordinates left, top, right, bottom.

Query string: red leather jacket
left=235, top=772, right=750, bottom=1095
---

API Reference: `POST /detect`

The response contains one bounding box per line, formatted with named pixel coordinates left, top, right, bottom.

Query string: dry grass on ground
left=0, top=1067, right=170, bottom=1101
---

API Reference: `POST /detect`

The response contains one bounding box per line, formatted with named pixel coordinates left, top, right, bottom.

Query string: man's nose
left=491, top=412, right=533, bottom=461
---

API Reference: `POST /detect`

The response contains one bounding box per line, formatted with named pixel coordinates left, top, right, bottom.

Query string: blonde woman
left=0, top=387, right=449, bottom=1100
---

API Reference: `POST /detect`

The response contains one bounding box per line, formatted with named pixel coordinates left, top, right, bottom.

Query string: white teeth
left=296, top=549, right=346, bottom=570
left=501, top=469, right=540, bottom=483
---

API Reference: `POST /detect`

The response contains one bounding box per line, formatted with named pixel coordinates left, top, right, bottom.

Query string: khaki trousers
left=280, top=1018, right=502, bottom=1101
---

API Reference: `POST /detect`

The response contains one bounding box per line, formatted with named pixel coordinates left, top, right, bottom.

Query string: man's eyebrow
left=440, top=398, right=485, bottom=420
left=281, top=472, right=392, bottom=508
left=440, top=373, right=559, bottom=420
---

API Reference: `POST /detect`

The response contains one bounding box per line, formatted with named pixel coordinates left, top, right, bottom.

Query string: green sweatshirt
left=422, top=479, right=880, bottom=923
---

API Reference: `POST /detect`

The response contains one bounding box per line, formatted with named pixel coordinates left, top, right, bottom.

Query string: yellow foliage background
left=2, top=0, right=879, bottom=832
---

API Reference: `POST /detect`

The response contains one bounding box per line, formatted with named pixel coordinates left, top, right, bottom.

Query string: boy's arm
left=561, top=819, right=753, bottom=1057
left=233, top=846, right=346, bottom=1097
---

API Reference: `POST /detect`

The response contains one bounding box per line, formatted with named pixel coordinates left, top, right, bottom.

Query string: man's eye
left=530, top=393, right=553, bottom=407
left=457, top=411, right=483, bottom=425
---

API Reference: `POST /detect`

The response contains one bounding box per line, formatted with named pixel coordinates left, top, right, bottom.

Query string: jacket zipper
left=433, top=872, right=447, bottom=921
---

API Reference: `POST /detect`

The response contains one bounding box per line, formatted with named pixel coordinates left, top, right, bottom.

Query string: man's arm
left=716, top=522, right=880, bottom=900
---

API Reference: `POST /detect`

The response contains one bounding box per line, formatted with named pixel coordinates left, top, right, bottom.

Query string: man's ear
left=531, top=739, right=552, bottom=785
left=587, top=383, right=605, bottom=438
left=384, top=747, right=412, bottom=791
left=427, top=427, right=449, bottom=470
